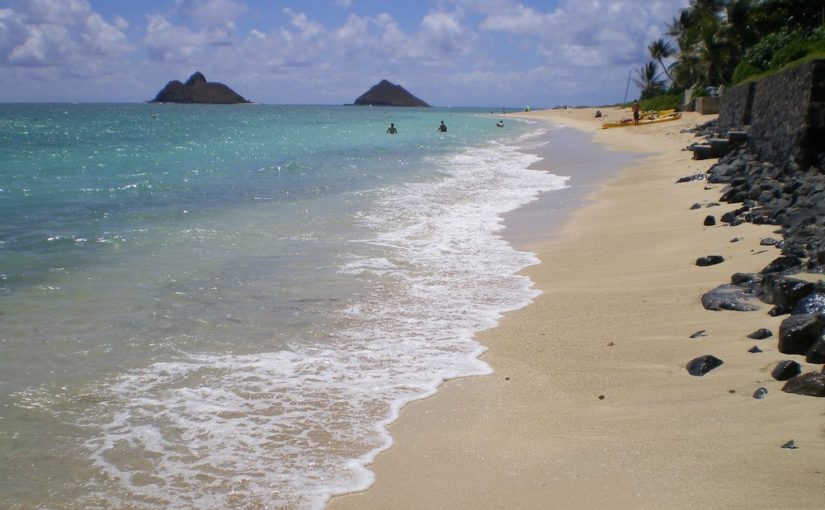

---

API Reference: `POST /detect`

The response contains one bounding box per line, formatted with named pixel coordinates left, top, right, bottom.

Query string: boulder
left=747, top=328, right=773, bottom=339
left=760, top=255, right=803, bottom=275
left=686, top=355, right=724, bottom=376
left=150, top=72, right=249, bottom=104
left=701, top=284, right=760, bottom=311
left=792, top=291, right=825, bottom=315
left=353, top=79, right=430, bottom=107
left=781, top=371, right=825, bottom=397
left=771, top=360, right=802, bottom=381
left=696, top=255, right=725, bottom=266
left=805, top=337, right=825, bottom=364
left=758, top=275, right=815, bottom=310
left=778, top=314, right=825, bottom=355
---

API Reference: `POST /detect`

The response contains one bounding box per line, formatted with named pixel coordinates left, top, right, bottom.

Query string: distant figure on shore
left=632, top=101, right=640, bottom=125
left=437, top=121, right=447, bottom=132
left=496, top=120, right=504, bottom=127
left=594, top=110, right=602, bottom=118
left=387, top=123, right=397, bottom=134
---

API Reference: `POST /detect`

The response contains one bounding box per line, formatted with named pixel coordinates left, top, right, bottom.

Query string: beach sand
left=328, top=107, right=824, bottom=509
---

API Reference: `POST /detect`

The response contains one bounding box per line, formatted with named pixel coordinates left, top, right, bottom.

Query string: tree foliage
left=633, top=61, right=666, bottom=99
left=650, top=0, right=825, bottom=94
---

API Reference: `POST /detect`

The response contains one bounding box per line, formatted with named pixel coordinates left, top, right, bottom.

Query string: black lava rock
left=690, top=330, right=708, bottom=339
left=771, top=360, right=802, bottom=381
left=747, top=328, right=773, bottom=339
left=720, top=211, right=738, bottom=223
left=696, top=255, right=725, bottom=267
left=731, top=272, right=761, bottom=286
left=780, top=439, right=798, bottom=449
left=805, top=337, right=825, bottom=364
left=792, top=291, right=825, bottom=315
left=701, top=284, right=760, bottom=311
left=686, top=355, right=724, bottom=376
left=753, top=387, right=768, bottom=399
left=748, top=345, right=762, bottom=353
left=781, top=371, right=825, bottom=397
left=704, top=215, right=717, bottom=226
left=758, top=275, right=815, bottom=310
left=778, top=314, right=825, bottom=355
left=677, top=174, right=706, bottom=183
left=760, top=255, right=803, bottom=275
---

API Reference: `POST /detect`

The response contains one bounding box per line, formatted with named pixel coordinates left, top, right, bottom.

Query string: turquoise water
left=0, top=104, right=566, bottom=508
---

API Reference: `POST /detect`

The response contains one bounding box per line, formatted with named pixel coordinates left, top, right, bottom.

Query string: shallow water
left=0, top=104, right=568, bottom=508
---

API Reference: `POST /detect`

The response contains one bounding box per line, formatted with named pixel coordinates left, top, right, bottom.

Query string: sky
left=0, top=0, right=691, bottom=106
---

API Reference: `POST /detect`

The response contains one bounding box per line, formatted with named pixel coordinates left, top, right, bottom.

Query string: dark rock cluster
left=687, top=61, right=825, bottom=399
left=704, top=147, right=825, bottom=269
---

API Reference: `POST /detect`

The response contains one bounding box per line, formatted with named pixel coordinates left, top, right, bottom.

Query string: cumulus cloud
left=0, top=0, right=693, bottom=104
left=473, top=0, right=688, bottom=67
left=0, top=0, right=130, bottom=68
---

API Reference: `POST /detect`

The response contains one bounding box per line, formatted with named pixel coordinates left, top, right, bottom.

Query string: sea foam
left=71, top=132, right=568, bottom=509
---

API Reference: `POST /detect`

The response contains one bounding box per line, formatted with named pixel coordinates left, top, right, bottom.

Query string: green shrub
left=770, top=38, right=825, bottom=69
left=741, top=31, right=795, bottom=71
left=732, top=61, right=762, bottom=84
left=639, top=94, right=682, bottom=112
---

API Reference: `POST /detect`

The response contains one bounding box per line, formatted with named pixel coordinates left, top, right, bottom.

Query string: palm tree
left=666, top=0, right=745, bottom=89
left=632, top=61, right=665, bottom=99
left=648, top=38, right=676, bottom=82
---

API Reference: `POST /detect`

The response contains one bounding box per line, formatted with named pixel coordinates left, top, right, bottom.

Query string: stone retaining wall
left=718, top=59, right=825, bottom=167
left=716, top=82, right=753, bottom=132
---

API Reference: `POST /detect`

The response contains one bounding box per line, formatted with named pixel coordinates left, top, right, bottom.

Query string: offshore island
left=150, top=71, right=249, bottom=104
left=353, top=79, right=430, bottom=107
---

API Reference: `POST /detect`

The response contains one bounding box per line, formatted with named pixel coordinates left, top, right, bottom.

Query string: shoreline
left=328, top=108, right=824, bottom=509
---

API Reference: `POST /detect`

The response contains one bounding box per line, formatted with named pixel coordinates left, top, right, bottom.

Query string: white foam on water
left=78, top=135, right=569, bottom=509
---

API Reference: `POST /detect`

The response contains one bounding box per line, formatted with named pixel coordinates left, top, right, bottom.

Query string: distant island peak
left=354, top=79, right=430, bottom=107
left=150, top=72, right=249, bottom=104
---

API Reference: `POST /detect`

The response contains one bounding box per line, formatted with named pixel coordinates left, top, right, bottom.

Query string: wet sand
left=328, top=107, right=824, bottom=509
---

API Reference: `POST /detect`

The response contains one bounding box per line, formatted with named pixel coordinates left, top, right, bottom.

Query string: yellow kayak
left=601, top=112, right=682, bottom=129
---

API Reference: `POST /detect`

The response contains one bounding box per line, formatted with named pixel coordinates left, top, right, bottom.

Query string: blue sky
left=0, top=0, right=689, bottom=106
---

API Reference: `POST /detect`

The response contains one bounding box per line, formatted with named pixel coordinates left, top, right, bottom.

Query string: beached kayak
left=601, top=111, right=682, bottom=129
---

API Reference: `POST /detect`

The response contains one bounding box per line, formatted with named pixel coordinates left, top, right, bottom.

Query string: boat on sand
left=601, top=111, right=682, bottom=129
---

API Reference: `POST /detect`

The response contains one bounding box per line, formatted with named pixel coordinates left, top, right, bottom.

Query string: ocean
left=0, top=104, right=568, bottom=509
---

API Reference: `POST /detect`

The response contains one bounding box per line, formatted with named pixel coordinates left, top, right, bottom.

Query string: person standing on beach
left=632, top=100, right=640, bottom=125
left=387, top=123, right=397, bottom=134
left=437, top=121, right=447, bottom=132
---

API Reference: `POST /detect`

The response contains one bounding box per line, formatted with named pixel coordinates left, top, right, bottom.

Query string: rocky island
left=150, top=72, right=249, bottom=104
left=353, top=79, right=430, bottom=107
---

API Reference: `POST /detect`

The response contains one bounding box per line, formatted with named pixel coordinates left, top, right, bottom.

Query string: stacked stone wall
left=718, top=59, right=825, bottom=168
left=716, top=82, right=752, bottom=133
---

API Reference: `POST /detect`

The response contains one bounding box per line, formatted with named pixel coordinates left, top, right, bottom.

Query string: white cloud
left=468, top=0, right=688, bottom=67
left=396, top=10, right=478, bottom=64
left=0, top=0, right=130, bottom=68
left=0, top=0, right=693, bottom=105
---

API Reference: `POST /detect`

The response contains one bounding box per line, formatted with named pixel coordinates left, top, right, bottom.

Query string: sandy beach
left=329, top=107, right=824, bottom=509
